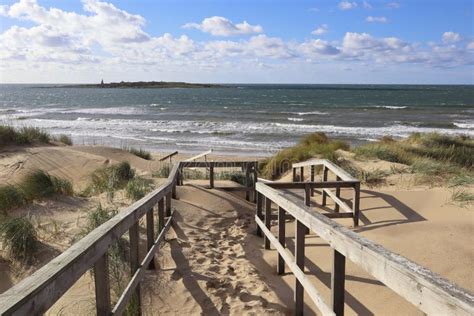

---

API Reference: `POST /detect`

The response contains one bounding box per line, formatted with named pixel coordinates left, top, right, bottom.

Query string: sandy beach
left=0, top=142, right=472, bottom=315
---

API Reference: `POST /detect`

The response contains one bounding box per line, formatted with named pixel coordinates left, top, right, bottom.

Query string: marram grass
left=0, top=216, right=38, bottom=262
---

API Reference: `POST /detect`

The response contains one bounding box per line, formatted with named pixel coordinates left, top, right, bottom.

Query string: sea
left=1, top=84, right=473, bottom=156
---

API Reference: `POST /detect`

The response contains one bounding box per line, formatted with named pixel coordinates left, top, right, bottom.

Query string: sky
left=0, top=0, right=473, bottom=84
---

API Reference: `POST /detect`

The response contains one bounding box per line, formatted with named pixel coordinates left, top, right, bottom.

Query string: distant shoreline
left=53, top=81, right=223, bottom=89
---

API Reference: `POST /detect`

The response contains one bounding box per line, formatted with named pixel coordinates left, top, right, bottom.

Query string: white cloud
left=388, top=2, right=400, bottom=9
left=442, top=32, right=462, bottom=43
left=366, top=16, right=388, bottom=23
left=467, top=41, right=474, bottom=50
left=362, top=1, right=372, bottom=9
left=338, top=1, right=358, bottom=10
left=311, top=24, right=328, bottom=35
left=300, top=39, right=340, bottom=56
left=182, top=16, right=262, bottom=36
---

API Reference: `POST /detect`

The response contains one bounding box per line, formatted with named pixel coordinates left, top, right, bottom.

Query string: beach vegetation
left=0, top=185, right=25, bottom=214
left=0, top=125, right=51, bottom=147
left=125, top=177, right=153, bottom=201
left=55, top=134, right=73, bottom=145
left=124, top=146, right=152, bottom=160
left=20, top=170, right=73, bottom=200
left=152, top=165, right=170, bottom=178
left=450, top=189, right=474, bottom=207
left=0, top=216, right=38, bottom=262
left=86, top=161, right=135, bottom=196
left=260, top=132, right=349, bottom=179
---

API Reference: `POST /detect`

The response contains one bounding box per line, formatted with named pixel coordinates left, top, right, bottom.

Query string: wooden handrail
left=158, top=151, right=178, bottom=162
left=183, top=149, right=212, bottom=162
left=292, top=159, right=357, bottom=182
left=0, top=163, right=180, bottom=315
left=255, top=182, right=474, bottom=315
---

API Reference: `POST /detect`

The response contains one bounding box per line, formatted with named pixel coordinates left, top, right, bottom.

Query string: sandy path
left=141, top=184, right=290, bottom=315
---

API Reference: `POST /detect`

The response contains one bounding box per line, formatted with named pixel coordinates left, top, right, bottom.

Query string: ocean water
left=1, top=84, right=473, bottom=156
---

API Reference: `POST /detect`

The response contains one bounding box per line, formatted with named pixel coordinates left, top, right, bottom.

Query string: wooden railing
left=0, top=160, right=259, bottom=315
left=292, top=159, right=360, bottom=226
left=178, top=160, right=258, bottom=201
left=0, top=164, right=181, bottom=315
left=255, top=182, right=474, bottom=315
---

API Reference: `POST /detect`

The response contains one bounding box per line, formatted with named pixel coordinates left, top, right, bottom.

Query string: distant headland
left=57, top=80, right=222, bottom=89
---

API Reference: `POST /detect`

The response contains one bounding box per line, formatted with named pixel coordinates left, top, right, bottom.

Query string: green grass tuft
left=20, top=170, right=73, bottom=200
left=87, top=161, right=135, bottom=196
left=0, top=216, right=38, bottom=262
left=152, top=165, right=170, bottom=178
left=124, top=147, right=152, bottom=160
left=56, top=134, right=73, bottom=145
left=260, top=132, right=349, bottom=179
left=451, top=189, right=474, bottom=207
left=0, top=125, right=51, bottom=147
left=125, top=177, right=153, bottom=201
left=0, top=185, right=25, bottom=213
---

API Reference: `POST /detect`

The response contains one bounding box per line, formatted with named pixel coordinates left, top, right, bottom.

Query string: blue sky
left=0, top=0, right=473, bottom=84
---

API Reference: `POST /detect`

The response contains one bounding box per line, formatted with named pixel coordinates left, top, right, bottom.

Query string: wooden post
left=146, top=208, right=155, bottom=270
left=295, top=220, right=305, bottom=316
left=178, top=165, right=183, bottom=186
left=335, top=176, right=341, bottom=212
left=322, top=166, right=329, bottom=206
left=277, top=206, right=285, bottom=275
left=264, top=197, right=271, bottom=250
left=292, top=168, right=297, bottom=182
left=300, top=166, right=304, bottom=182
left=331, top=249, right=346, bottom=316
left=94, top=253, right=111, bottom=316
left=256, top=192, right=263, bottom=237
left=304, top=184, right=311, bottom=234
left=353, top=183, right=360, bottom=227
left=209, top=163, right=214, bottom=189
left=158, top=198, right=165, bottom=232
left=310, top=165, right=315, bottom=196
left=129, top=222, right=141, bottom=315
left=172, top=181, right=177, bottom=199
left=245, top=163, right=250, bottom=201
left=252, top=162, right=258, bottom=203
left=166, top=191, right=172, bottom=217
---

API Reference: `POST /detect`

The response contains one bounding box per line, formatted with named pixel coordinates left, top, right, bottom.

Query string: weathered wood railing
left=178, top=161, right=258, bottom=201
left=255, top=181, right=474, bottom=315
left=292, top=159, right=360, bottom=226
left=0, top=163, right=181, bottom=316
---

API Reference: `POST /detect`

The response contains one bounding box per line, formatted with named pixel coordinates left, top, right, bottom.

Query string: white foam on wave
left=288, top=117, right=304, bottom=122
left=282, top=111, right=328, bottom=116
left=453, top=121, right=474, bottom=129
left=374, top=106, right=408, bottom=109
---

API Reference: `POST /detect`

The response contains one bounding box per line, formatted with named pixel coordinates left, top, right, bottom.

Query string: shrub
left=20, top=170, right=73, bottom=200
left=88, top=161, right=135, bottom=195
left=260, top=132, right=349, bottom=179
left=0, top=185, right=25, bottom=213
left=124, top=147, right=152, bottom=160
left=57, top=134, right=73, bottom=145
left=0, top=216, right=38, bottom=262
left=152, top=165, right=170, bottom=178
left=451, top=189, right=474, bottom=207
left=0, top=124, right=51, bottom=147
left=125, top=177, right=153, bottom=201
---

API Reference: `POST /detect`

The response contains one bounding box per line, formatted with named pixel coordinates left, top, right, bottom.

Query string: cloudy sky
left=0, top=0, right=473, bottom=84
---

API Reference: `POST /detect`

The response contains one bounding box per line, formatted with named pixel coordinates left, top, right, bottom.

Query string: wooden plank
left=335, top=176, right=341, bottom=212
left=277, top=206, right=286, bottom=275
left=255, top=216, right=335, bottom=315
left=292, top=168, right=297, bottom=182
left=112, top=214, right=173, bottom=315
left=331, top=250, right=346, bottom=316
left=158, top=151, right=178, bottom=161
left=323, top=212, right=354, bottom=219
left=322, top=166, right=328, bottom=206
left=183, top=149, right=212, bottom=162
left=256, top=192, right=263, bottom=237
left=255, top=182, right=474, bottom=315
left=293, top=159, right=357, bottom=182
left=310, top=166, right=315, bottom=196
left=0, top=164, right=180, bottom=315
left=322, top=189, right=353, bottom=214
left=146, top=209, right=155, bottom=270
left=158, top=198, right=164, bottom=232
left=209, top=164, right=214, bottom=189
left=94, top=253, right=111, bottom=316
left=215, top=186, right=253, bottom=192
left=353, top=183, right=360, bottom=227
left=300, top=166, right=304, bottom=182
left=264, top=180, right=360, bottom=190
left=166, top=191, right=172, bottom=217
left=295, top=220, right=306, bottom=316
left=264, top=197, right=272, bottom=250
left=245, top=164, right=250, bottom=201
left=181, top=161, right=256, bottom=168
left=129, top=222, right=141, bottom=315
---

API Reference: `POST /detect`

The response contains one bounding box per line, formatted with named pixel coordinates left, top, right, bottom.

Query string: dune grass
left=259, top=132, right=349, bottom=179
left=0, top=124, right=74, bottom=147
left=125, top=177, right=153, bottom=201
left=354, top=133, right=473, bottom=185
left=86, top=161, right=135, bottom=197
left=152, top=165, right=170, bottom=178
left=55, top=134, right=73, bottom=145
left=451, top=189, right=474, bottom=207
left=0, top=216, right=38, bottom=262
left=0, top=170, right=73, bottom=214
left=123, top=146, right=152, bottom=160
